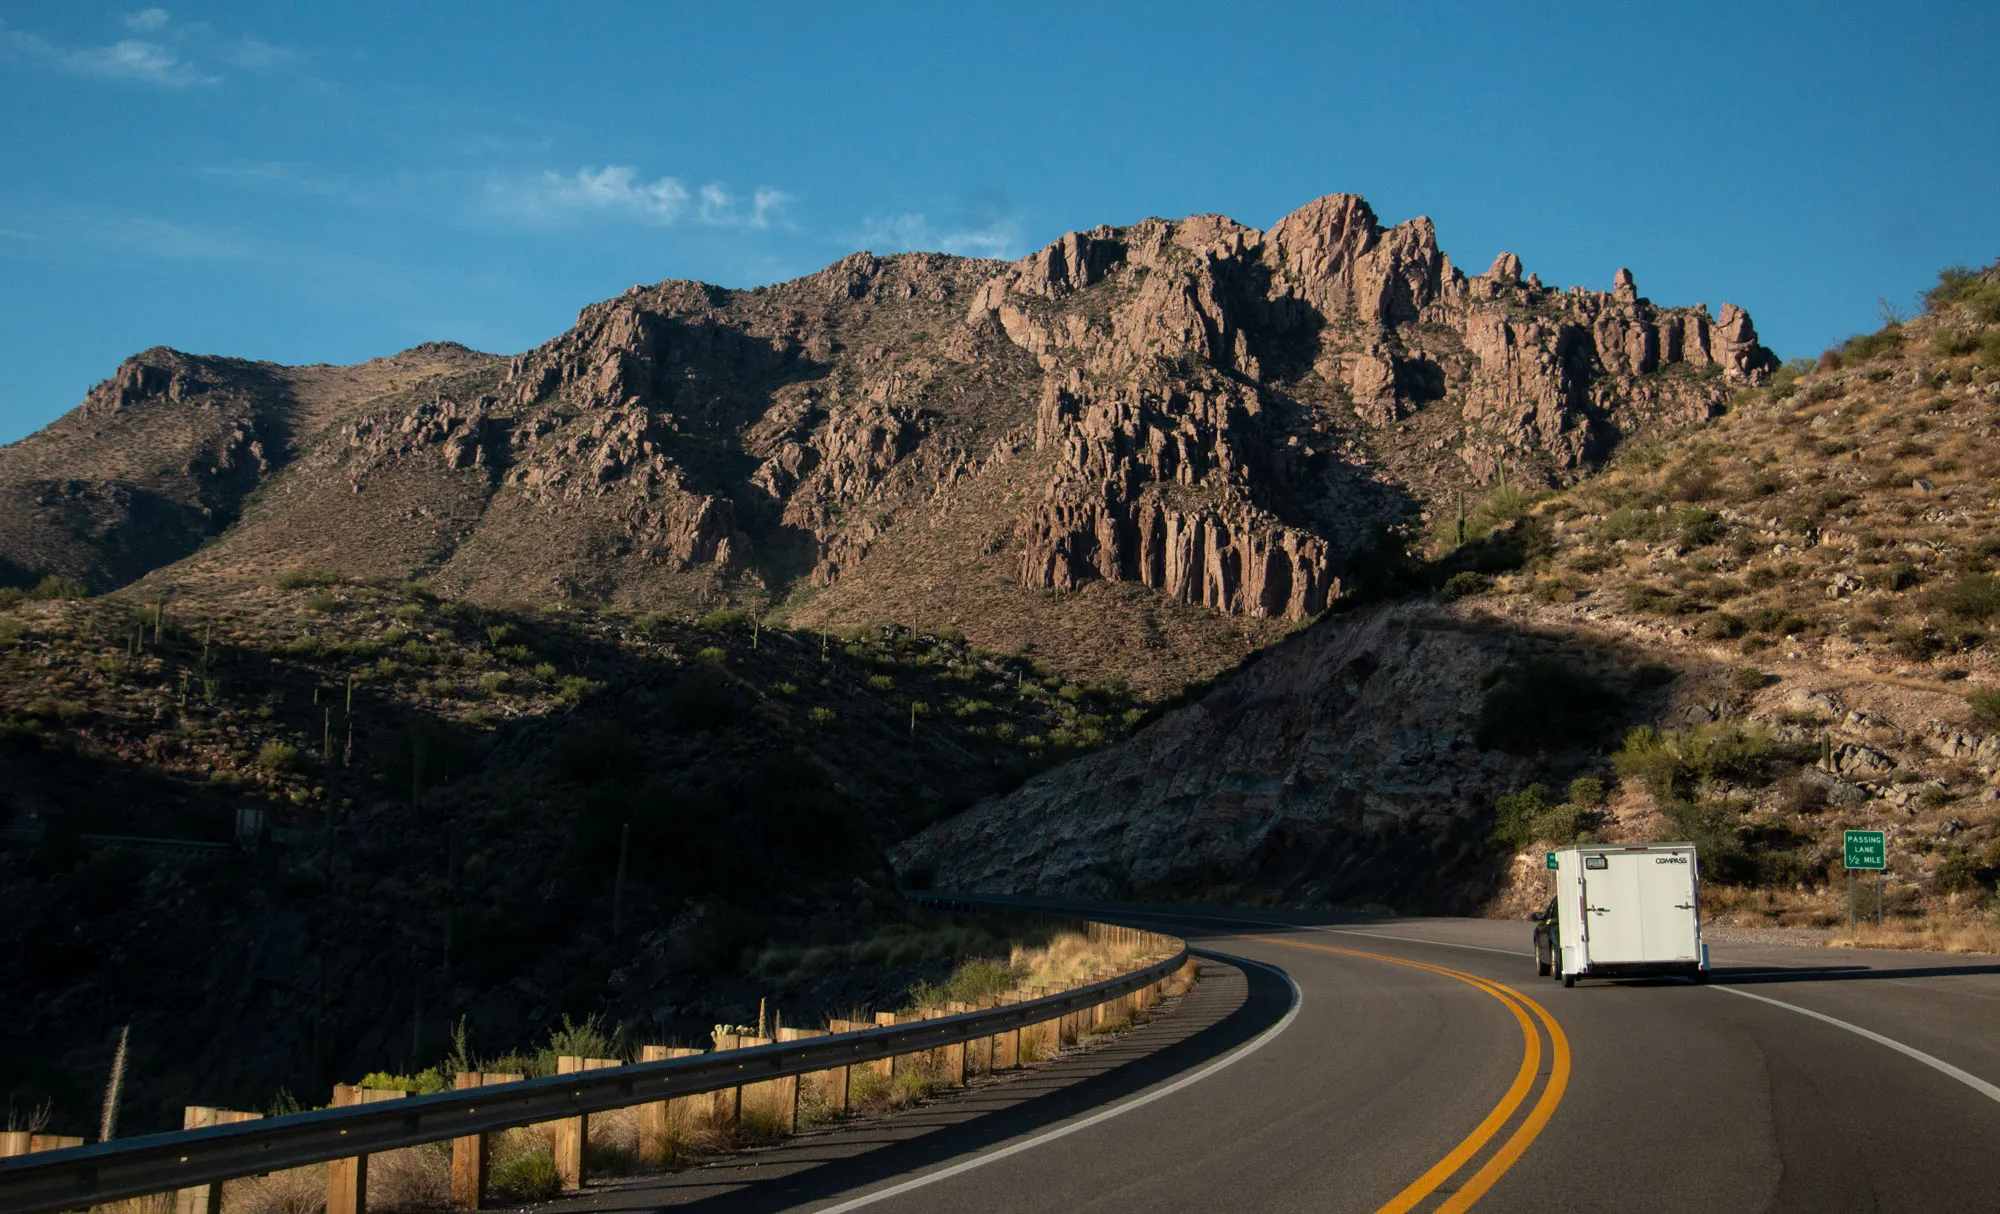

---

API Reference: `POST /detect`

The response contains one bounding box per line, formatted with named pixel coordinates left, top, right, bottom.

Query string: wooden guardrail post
left=553, top=1057, right=619, bottom=1190
left=942, top=1004, right=970, bottom=1085
left=773, top=1028, right=826, bottom=1130
left=327, top=1085, right=406, bottom=1214
left=717, top=1034, right=785, bottom=1138
left=994, top=993, right=1022, bottom=1069
left=636, top=1047, right=702, bottom=1165
left=449, top=1071, right=522, bottom=1209
left=871, top=1013, right=900, bottom=1077
left=0, top=1133, right=25, bottom=1158
left=177, top=1108, right=261, bottom=1214
left=825, top=1020, right=867, bottom=1110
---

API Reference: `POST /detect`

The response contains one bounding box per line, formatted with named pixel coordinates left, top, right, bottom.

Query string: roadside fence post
left=326, top=1084, right=405, bottom=1214
left=449, top=1071, right=521, bottom=1209
left=552, top=1056, right=618, bottom=1190
left=636, top=1047, right=703, bottom=1165
left=177, top=1107, right=261, bottom=1214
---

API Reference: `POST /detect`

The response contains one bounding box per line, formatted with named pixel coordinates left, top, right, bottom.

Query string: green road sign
left=1545, top=852, right=1559, bottom=871
left=1844, top=829, right=1887, bottom=870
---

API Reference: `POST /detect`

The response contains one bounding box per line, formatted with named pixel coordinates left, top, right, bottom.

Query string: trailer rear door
left=1637, top=851, right=1699, bottom=961
left=1581, top=853, right=1645, bottom=963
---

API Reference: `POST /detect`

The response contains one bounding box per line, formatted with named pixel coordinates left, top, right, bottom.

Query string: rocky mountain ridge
left=1, top=193, right=1773, bottom=694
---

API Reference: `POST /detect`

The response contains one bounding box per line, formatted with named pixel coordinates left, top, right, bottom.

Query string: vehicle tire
left=1561, top=973, right=1575, bottom=988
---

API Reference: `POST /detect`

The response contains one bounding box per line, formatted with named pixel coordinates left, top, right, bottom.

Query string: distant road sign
left=1545, top=852, right=1559, bottom=871
left=1844, top=830, right=1887, bottom=870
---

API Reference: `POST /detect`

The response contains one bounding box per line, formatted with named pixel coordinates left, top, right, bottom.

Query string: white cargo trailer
left=1547, top=843, right=1708, bottom=986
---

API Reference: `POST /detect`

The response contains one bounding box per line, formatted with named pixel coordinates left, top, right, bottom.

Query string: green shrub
left=1659, top=799, right=1753, bottom=883
left=0, top=617, right=24, bottom=647
left=1530, top=577, right=1573, bottom=604
left=257, top=742, right=299, bottom=772
left=393, top=604, right=424, bottom=622
left=1623, top=583, right=1687, bottom=615
left=359, top=1068, right=449, bottom=1095
left=1594, top=506, right=1652, bottom=543
left=1968, top=690, right=2000, bottom=731
left=1732, top=668, right=1769, bottom=692
left=808, top=706, right=837, bottom=726
left=1442, top=571, right=1491, bottom=599
left=30, top=575, right=89, bottom=601
left=1838, top=326, right=1902, bottom=363
left=1699, top=614, right=1745, bottom=640
left=397, top=579, right=436, bottom=602
left=269, top=569, right=341, bottom=591
left=1566, top=775, right=1607, bottom=808
left=906, top=957, right=1020, bottom=1009
left=695, top=645, right=727, bottom=666
left=530, top=662, right=558, bottom=680
left=1630, top=663, right=1677, bottom=689
left=1475, top=659, right=1623, bottom=755
left=771, top=680, right=798, bottom=696
left=556, top=675, right=604, bottom=705
left=634, top=612, right=675, bottom=639
left=1613, top=722, right=1772, bottom=801
left=1891, top=625, right=1940, bottom=661
left=1932, top=329, right=1982, bottom=358
left=1490, top=784, right=1585, bottom=849
left=868, top=674, right=895, bottom=693
left=1672, top=508, right=1724, bottom=548
left=1939, top=573, right=2000, bottom=620
left=478, top=671, right=512, bottom=694
left=1924, top=262, right=2000, bottom=322
left=304, top=590, right=341, bottom=613
left=490, top=1149, right=562, bottom=1202
left=698, top=608, right=752, bottom=632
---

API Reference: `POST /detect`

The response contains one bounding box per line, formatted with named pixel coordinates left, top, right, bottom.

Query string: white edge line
left=1709, top=983, right=2000, bottom=1106
left=806, top=953, right=1304, bottom=1214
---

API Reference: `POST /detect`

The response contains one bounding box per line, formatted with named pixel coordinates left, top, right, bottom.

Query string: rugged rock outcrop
left=2, top=193, right=1771, bottom=691
left=891, top=601, right=1566, bottom=907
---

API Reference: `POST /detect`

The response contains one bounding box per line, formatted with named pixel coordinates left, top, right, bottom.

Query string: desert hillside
left=898, top=262, right=2000, bottom=930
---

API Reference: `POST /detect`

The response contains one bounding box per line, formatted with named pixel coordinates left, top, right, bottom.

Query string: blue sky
left=2, top=1, right=1996, bottom=444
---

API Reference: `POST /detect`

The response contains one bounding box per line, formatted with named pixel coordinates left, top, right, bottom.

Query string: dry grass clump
left=363, top=1143, right=450, bottom=1211
left=1834, top=917, right=2000, bottom=955
left=1007, top=930, right=1165, bottom=991
left=220, top=1164, right=325, bottom=1214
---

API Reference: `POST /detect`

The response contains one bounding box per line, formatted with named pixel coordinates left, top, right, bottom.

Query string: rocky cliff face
left=1, top=193, right=1771, bottom=693
left=888, top=602, right=1589, bottom=908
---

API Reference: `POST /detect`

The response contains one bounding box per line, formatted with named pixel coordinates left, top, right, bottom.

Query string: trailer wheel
left=1561, top=973, right=1575, bottom=988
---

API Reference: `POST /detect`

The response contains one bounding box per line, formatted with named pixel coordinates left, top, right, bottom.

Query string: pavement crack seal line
left=1243, top=936, right=1571, bottom=1214
left=805, top=950, right=1303, bottom=1214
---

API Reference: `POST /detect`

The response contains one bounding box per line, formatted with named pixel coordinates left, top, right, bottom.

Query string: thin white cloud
left=858, top=211, right=1022, bottom=259
left=0, top=11, right=284, bottom=87
left=492, top=166, right=791, bottom=231
left=220, top=35, right=288, bottom=72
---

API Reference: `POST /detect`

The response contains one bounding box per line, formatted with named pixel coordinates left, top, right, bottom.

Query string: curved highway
left=544, top=901, right=2000, bottom=1213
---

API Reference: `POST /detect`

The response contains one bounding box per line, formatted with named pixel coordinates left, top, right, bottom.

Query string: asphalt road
left=544, top=900, right=2000, bottom=1213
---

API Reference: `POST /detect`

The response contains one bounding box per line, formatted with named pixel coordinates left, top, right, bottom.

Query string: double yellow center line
left=1244, top=935, right=1570, bottom=1213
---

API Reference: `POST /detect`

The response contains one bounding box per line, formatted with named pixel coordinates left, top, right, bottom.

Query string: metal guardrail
left=0, top=936, right=1188, bottom=1214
